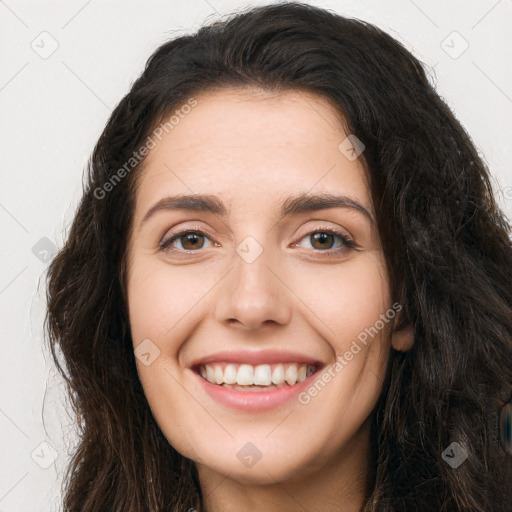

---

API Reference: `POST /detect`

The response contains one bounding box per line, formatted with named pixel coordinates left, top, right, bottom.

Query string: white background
left=0, top=1, right=511, bottom=510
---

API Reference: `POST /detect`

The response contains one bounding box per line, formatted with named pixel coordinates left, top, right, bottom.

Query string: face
left=125, top=87, right=412, bottom=487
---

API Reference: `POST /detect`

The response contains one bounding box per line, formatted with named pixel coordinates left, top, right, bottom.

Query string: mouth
left=192, top=361, right=323, bottom=411
left=187, top=350, right=326, bottom=410
left=192, top=362, right=320, bottom=392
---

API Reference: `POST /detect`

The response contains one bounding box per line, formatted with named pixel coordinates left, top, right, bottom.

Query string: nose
left=214, top=244, right=291, bottom=331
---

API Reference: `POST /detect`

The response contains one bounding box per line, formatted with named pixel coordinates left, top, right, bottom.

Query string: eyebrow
left=140, top=192, right=375, bottom=227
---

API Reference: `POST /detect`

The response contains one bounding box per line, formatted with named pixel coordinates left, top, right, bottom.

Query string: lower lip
left=194, top=370, right=318, bottom=411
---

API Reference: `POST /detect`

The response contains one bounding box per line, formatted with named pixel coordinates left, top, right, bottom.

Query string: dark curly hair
left=45, top=2, right=512, bottom=511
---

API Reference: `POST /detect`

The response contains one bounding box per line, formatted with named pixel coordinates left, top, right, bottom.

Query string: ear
left=391, top=324, right=415, bottom=352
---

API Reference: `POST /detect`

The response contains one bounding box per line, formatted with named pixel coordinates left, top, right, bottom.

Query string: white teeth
left=253, top=364, right=272, bottom=385
left=200, top=362, right=315, bottom=386
left=271, top=364, right=284, bottom=385
left=285, top=364, right=298, bottom=385
left=214, top=365, right=224, bottom=384
left=237, top=364, right=253, bottom=385
left=223, top=364, right=237, bottom=384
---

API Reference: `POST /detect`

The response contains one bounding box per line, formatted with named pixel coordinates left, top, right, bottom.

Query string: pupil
left=312, top=233, right=333, bottom=249
left=183, top=234, right=203, bottom=250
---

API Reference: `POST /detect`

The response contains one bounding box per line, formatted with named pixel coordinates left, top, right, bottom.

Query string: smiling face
left=125, top=87, right=412, bottom=495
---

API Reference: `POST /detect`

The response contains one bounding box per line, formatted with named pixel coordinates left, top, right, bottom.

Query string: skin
left=125, top=87, right=414, bottom=512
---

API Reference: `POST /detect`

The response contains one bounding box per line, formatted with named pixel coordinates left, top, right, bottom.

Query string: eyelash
left=159, top=225, right=356, bottom=258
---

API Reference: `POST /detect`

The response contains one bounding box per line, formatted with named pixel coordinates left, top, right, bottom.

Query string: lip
left=193, top=369, right=320, bottom=411
left=188, top=349, right=325, bottom=369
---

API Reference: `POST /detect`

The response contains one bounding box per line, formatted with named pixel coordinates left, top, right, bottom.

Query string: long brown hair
left=45, top=2, right=512, bottom=510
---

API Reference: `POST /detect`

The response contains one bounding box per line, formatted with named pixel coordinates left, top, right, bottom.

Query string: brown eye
left=296, top=228, right=355, bottom=253
left=178, top=232, right=206, bottom=250
left=310, top=232, right=336, bottom=250
left=159, top=230, right=213, bottom=253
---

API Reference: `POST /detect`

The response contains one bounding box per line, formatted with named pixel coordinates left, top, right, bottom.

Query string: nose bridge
left=214, top=233, right=291, bottom=329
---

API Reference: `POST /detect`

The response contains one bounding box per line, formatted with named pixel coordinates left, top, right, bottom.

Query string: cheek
left=290, top=251, right=391, bottom=349
left=127, top=257, right=215, bottom=344
left=289, top=254, right=392, bottom=443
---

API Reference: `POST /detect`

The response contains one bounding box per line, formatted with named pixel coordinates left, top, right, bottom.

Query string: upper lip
left=188, top=349, right=325, bottom=369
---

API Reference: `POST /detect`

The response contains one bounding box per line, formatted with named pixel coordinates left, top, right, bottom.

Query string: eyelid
left=294, top=222, right=354, bottom=243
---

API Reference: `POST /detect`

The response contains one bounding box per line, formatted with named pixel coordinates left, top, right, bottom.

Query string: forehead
left=133, top=87, right=371, bottom=219
left=148, top=87, right=348, bottom=158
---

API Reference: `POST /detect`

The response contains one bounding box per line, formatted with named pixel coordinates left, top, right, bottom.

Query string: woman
left=45, top=2, right=512, bottom=511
